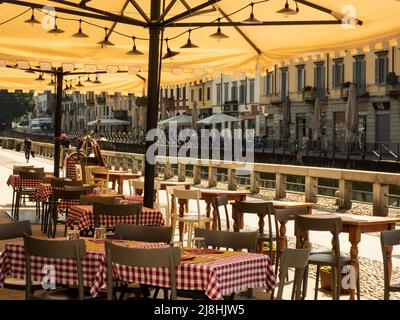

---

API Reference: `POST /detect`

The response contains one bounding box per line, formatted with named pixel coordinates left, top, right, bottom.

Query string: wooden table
left=291, top=213, right=400, bottom=300
left=177, top=189, right=249, bottom=242
left=93, top=171, right=141, bottom=194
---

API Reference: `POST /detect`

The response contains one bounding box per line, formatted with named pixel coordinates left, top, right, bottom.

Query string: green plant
left=321, top=266, right=332, bottom=273
left=263, top=241, right=277, bottom=250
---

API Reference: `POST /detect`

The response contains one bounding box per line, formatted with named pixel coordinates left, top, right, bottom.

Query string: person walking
left=23, top=138, right=32, bottom=163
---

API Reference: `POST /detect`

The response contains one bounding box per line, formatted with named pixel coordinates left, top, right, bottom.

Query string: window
left=353, top=55, right=366, bottom=96
left=207, top=87, right=211, bottom=101
left=249, top=79, right=255, bottom=103
left=224, top=82, right=229, bottom=102
left=191, top=89, right=194, bottom=102
left=332, top=58, right=344, bottom=89
left=296, top=65, right=305, bottom=92
left=266, top=71, right=273, bottom=95
left=231, top=81, right=238, bottom=101
left=239, top=80, right=246, bottom=104
left=199, top=88, right=202, bottom=101
left=375, top=51, right=388, bottom=85
left=216, top=83, right=221, bottom=105
left=182, top=87, right=186, bottom=100
left=280, top=67, right=289, bottom=100
left=177, top=87, right=181, bottom=99
left=170, top=88, right=174, bottom=98
left=314, top=62, right=325, bottom=97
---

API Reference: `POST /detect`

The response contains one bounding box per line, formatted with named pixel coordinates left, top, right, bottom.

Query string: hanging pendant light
left=72, top=20, right=89, bottom=38
left=97, top=28, right=115, bottom=47
left=243, top=3, right=261, bottom=24
left=35, top=73, right=45, bottom=81
left=126, top=37, right=144, bottom=55
left=48, top=16, right=65, bottom=34
left=93, top=75, right=102, bottom=84
left=276, top=0, right=298, bottom=17
left=162, top=39, right=180, bottom=60
left=47, top=75, right=55, bottom=86
left=69, top=80, right=75, bottom=90
left=64, top=80, right=69, bottom=91
left=76, top=77, right=84, bottom=87
left=24, top=8, right=41, bottom=25
left=180, top=29, right=199, bottom=49
left=84, top=75, right=92, bottom=83
left=209, top=18, right=229, bottom=39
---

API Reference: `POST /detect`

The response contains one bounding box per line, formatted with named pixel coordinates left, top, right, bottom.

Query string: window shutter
left=314, top=67, right=318, bottom=88
left=375, top=58, right=379, bottom=84
left=332, top=65, right=336, bottom=88
left=353, top=62, right=356, bottom=84
left=341, top=63, right=344, bottom=87
left=384, top=56, right=389, bottom=84
left=361, top=60, right=366, bottom=94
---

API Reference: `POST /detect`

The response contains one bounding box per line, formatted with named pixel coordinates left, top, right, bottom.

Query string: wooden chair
left=380, top=229, right=400, bottom=300
left=86, top=166, right=110, bottom=194
left=105, top=242, right=181, bottom=300
left=233, top=201, right=279, bottom=262
left=129, top=178, right=144, bottom=196
left=276, top=248, right=311, bottom=300
left=295, top=215, right=360, bottom=300
left=0, top=221, right=42, bottom=293
left=14, top=170, right=44, bottom=221
left=213, top=195, right=230, bottom=231
left=173, top=189, right=212, bottom=247
left=92, top=202, right=142, bottom=228
left=23, top=234, right=90, bottom=300
left=115, top=223, right=173, bottom=243
left=165, top=185, right=186, bottom=227
left=11, top=165, right=34, bottom=217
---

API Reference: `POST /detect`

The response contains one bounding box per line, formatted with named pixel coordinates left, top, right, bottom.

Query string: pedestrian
left=23, top=138, right=32, bottom=163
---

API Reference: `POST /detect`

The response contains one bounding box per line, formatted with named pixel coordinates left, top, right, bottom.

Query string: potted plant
left=302, top=86, right=316, bottom=102
left=340, top=82, right=352, bottom=100
left=320, top=265, right=350, bottom=295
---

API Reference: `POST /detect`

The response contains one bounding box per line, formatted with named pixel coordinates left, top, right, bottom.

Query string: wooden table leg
left=348, top=228, right=361, bottom=301
left=279, top=221, right=287, bottom=255
left=205, top=199, right=211, bottom=230
left=178, top=199, right=186, bottom=242
left=118, top=177, right=123, bottom=195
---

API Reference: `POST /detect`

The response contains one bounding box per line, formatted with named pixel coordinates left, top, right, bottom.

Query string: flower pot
left=320, top=268, right=350, bottom=295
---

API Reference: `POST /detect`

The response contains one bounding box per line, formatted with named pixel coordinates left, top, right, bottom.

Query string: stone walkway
left=0, top=147, right=399, bottom=300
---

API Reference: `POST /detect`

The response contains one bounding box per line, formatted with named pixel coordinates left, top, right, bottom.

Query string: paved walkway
left=1, top=147, right=399, bottom=300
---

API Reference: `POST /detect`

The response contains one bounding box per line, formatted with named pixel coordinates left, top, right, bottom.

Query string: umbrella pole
left=143, top=0, right=161, bottom=208
left=53, top=69, right=63, bottom=178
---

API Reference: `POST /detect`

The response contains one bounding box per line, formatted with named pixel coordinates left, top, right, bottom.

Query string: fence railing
left=3, top=136, right=400, bottom=217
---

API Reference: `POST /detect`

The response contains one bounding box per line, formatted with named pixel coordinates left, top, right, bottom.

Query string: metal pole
left=144, top=0, right=161, bottom=208
left=53, top=69, right=63, bottom=177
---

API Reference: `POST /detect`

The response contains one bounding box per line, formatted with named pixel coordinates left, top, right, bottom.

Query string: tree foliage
left=0, top=90, right=35, bottom=128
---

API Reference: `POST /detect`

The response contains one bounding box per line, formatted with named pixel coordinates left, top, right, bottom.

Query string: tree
left=0, top=90, right=35, bottom=129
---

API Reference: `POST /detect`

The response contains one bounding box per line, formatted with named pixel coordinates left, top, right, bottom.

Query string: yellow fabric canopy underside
left=0, top=0, right=399, bottom=93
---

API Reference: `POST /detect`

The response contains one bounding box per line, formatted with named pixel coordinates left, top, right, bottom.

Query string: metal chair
left=23, top=234, right=88, bottom=300
left=14, top=170, right=44, bottom=221
left=213, top=195, right=231, bottom=231
left=105, top=242, right=181, bottom=300
left=276, top=248, right=311, bottom=300
left=295, top=214, right=360, bottom=300
left=11, top=166, right=33, bottom=217
left=115, top=223, right=173, bottom=243
left=380, top=229, right=400, bottom=300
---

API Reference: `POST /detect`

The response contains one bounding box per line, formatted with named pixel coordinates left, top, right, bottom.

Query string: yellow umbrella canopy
left=0, top=0, right=399, bottom=92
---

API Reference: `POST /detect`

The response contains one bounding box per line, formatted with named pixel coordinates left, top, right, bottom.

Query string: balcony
left=302, top=87, right=316, bottom=103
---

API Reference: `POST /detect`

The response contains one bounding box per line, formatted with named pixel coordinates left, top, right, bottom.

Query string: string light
left=97, top=27, right=115, bottom=47
left=48, top=16, right=65, bottom=34
left=35, top=73, right=45, bottom=81
left=126, top=36, right=144, bottom=55
left=72, top=19, right=89, bottom=38
left=243, top=3, right=261, bottom=24
left=180, top=29, right=198, bottom=49
left=162, top=38, right=180, bottom=60
left=47, top=75, right=55, bottom=86
left=93, top=75, right=101, bottom=84
left=24, top=8, right=40, bottom=25
left=276, top=0, right=298, bottom=17
left=76, top=77, right=84, bottom=87
left=85, top=75, right=92, bottom=83
left=209, top=18, right=229, bottom=39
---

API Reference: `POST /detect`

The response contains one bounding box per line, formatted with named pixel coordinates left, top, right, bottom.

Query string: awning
left=197, top=113, right=240, bottom=125
left=0, top=1, right=398, bottom=91
left=87, top=119, right=131, bottom=126
left=157, top=114, right=192, bottom=126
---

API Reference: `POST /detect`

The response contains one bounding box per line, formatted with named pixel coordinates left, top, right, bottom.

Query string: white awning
left=197, top=113, right=240, bottom=125
left=87, top=119, right=131, bottom=126
left=157, top=114, right=192, bottom=127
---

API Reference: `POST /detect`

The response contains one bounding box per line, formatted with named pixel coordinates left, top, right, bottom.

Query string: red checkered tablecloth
left=35, top=183, right=52, bottom=201
left=0, top=241, right=276, bottom=300
left=66, top=205, right=164, bottom=231
left=0, top=240, right=163, bottom=296
left=6, top=175, right=42, bottom=189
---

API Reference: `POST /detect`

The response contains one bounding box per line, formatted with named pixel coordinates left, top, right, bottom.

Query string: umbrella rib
left=128, top=0, right=151, bottom=24
left=107, top=0, right=131, bottom=39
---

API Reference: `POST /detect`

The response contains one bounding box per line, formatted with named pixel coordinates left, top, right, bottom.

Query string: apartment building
left=159, top=84, right=189, bottom=119
left=188, top=80, right=213, bottom=118
left=260, top=43, right=400, bottom=145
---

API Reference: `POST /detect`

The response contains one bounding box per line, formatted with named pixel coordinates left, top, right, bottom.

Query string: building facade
left=260, top=43, right=400, bottom=147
